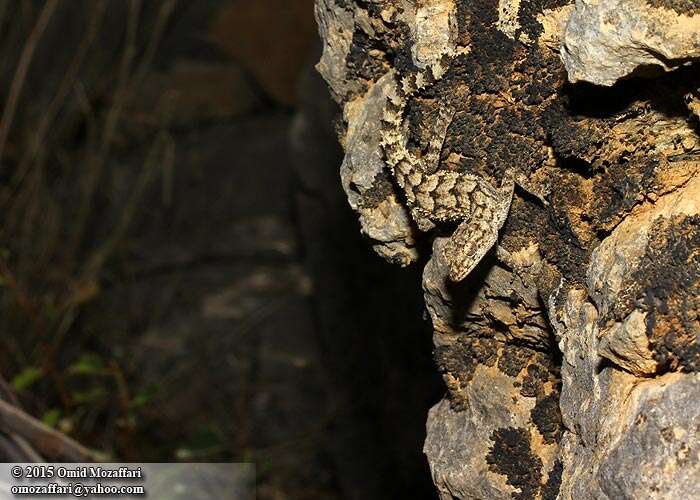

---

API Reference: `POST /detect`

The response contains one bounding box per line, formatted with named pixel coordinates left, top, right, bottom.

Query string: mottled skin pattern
left=381, top=58, right=515, bottom=282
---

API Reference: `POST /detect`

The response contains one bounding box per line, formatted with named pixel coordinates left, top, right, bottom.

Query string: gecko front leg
left=443, top=174, right=515, bottom=282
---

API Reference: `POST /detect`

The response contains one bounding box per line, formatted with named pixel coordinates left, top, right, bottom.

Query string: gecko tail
left=443, top=217, right=499, bottom=282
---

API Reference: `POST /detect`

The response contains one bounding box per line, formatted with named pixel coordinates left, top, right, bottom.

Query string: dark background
left=0, top=1, right=442, bottom=498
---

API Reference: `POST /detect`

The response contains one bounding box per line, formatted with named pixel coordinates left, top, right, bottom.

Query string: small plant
left=0, top=0, right=176, bottom=459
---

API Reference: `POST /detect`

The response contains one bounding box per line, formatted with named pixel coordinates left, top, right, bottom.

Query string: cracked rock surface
left=315, top=0, right=700, bottom=498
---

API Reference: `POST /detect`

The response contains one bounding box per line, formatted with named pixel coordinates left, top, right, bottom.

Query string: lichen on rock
left=315, top=0, right=700, bottom=497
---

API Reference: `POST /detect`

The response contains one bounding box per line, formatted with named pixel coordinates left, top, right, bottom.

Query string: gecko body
left=380, top=58, right=514, bottom=282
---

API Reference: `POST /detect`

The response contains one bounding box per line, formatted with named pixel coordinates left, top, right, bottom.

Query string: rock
left=315, top=0, right=364, bottom=101
left=424, top=237, right=561, bottom=499
left=550, top=173, right=700, bottom=497
left=315, top=0, right=700, bottom=497
left=686, top=92, right=700, bottom=119
left=553, top=287, right=700, bottom=498
left=561, top=0, right=700, bottom=86
left=596, top=373, right=700, bottom=499
left=597, top=310, right=657, bottom=375
left=291, top=50, right=443, bottom=499
left=426, top=392, right=540, bottom=500
left=340, top=73, right=419, bottom=265
left=587, top=173, right=700, bottom=374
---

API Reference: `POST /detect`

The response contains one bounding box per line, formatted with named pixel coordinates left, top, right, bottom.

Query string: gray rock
left=315, top=0, right=362, bottom=101
left=587, top=175, right=700, bottom=375
left=598, top=373, right=700, bottom=499
left=425, top=394, right=521, bottom=500
left=424, top=238, right=560, bottom=499
left=552, top=174, right=700, bottom=498
left=340, top=73, right=419, bottom=266
left=561, top=0, right=700, bottom=86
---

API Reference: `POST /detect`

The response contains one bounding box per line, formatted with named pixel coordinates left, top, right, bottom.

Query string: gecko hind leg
left=404, top=106, right=457, bottom=231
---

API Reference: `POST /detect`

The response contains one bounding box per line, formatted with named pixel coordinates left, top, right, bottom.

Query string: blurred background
left=0, top=1, right=442, bottom=498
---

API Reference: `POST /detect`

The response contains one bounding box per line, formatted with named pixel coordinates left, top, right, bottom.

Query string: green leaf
left=72, top=386, right=108, bottom=404
left=41, top=409, right=62, bottom=428
left=11, top=367, right=42, bottom=391
left=67, top=353, right=105, bottom=375
left=130, top=385, right=157, bottom=409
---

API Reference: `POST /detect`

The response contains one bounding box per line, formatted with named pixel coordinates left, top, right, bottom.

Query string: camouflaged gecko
left=380, top=59, right=515, bottom=282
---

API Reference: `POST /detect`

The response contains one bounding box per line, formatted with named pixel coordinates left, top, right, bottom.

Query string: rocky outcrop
left=315, top=0, right=700, bottom=498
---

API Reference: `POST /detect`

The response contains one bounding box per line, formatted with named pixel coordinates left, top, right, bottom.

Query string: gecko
left=380, top=57, right=515, bottom=282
